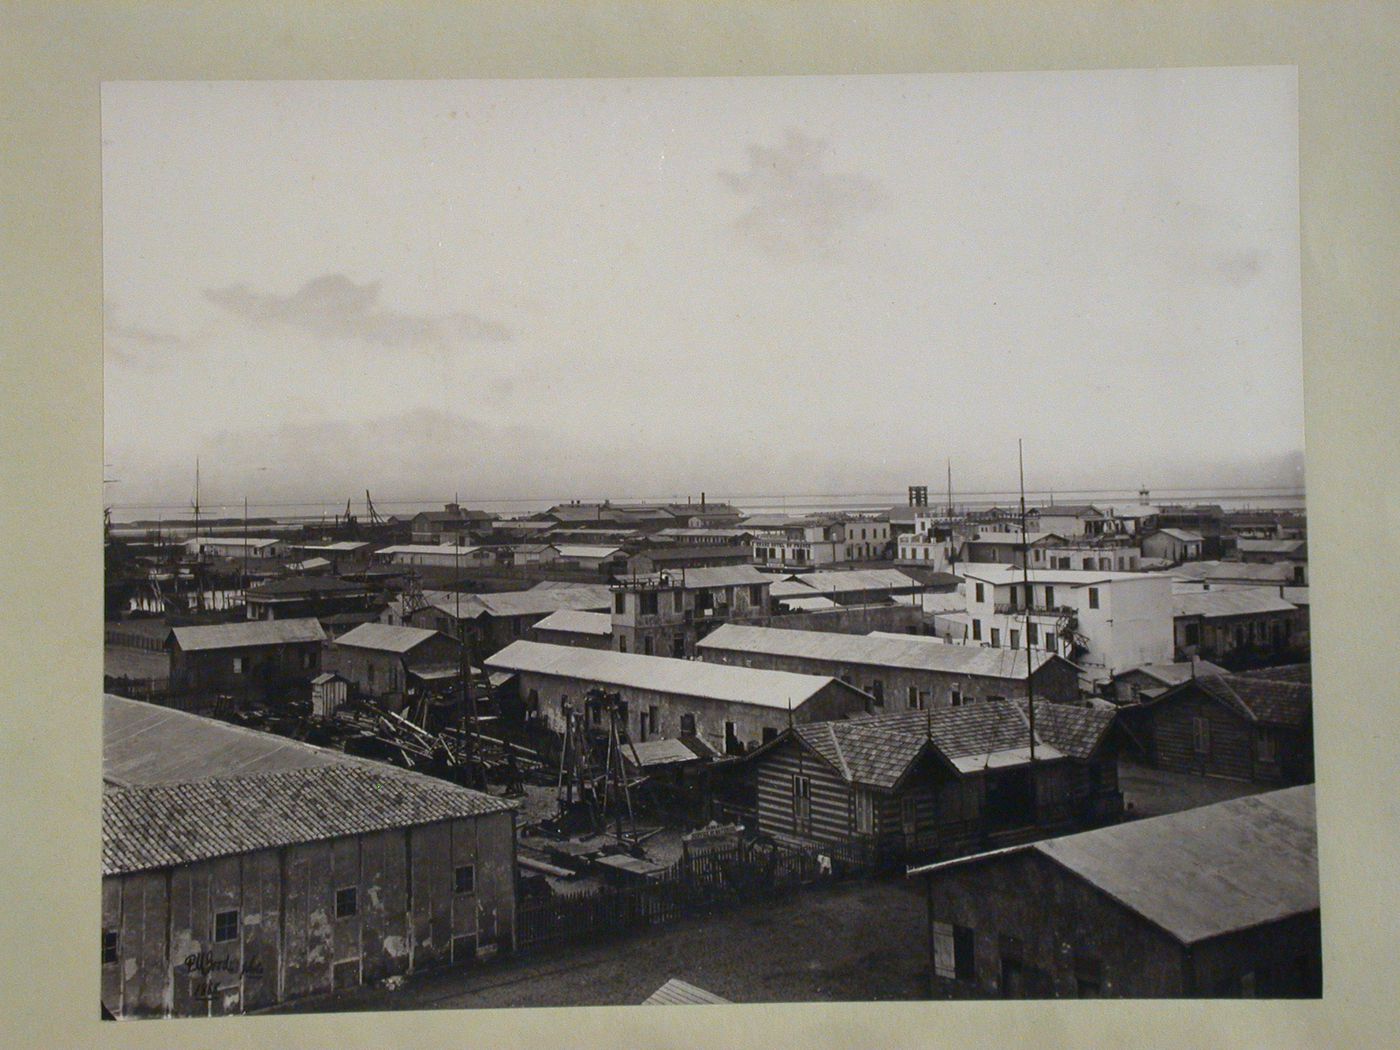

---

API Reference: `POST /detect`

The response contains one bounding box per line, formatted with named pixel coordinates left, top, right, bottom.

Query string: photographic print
left=100, top=69, right=1317, bottom=1018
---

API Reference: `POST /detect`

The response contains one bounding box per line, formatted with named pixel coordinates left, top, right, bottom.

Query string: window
left=1027, top=623, right=1038, bottom=647
left=901, top=795, right=918, bottom=836
left=232, top=656, right=244, bottom=675
left=951, top=688, right=962, bottom=707
left=1257, top=728, right=1278, bottom=764
left=639, top=592, right=658, bottom=616
left=724, top=720, right=741, bottom=755
left=680, top=713, right=696, bottom=735
left=854, top=788, right=874, bottom=834
left=974, top=583, right=985, bottom=603
left=871, top=680, right=885, bottom=705
left=971, top=620, right=982, bottom=642
left=1193, top=716, right=1211, bottom=754
left=214, top=909, right=239, bottom=943
left=1184, top=622, right=1201, bottom=645
left=643, top=636, right=654, bottom=656
left=102, top=929, right=118, bottom=965
left=1075, top=954, right=1102, bottom=997
left=762, top=726, right=778, bottom=745
left=614, top=592, right=625, bottom=614
left=454, top=864, right=476, bottom=895
left=335, top=887, right=358, bottom=919
left=908, top=686, right=919, bottom=709
left=1009, top=630, right=1020, bottom=650
left=617, top=636, right=627, bottom=653
left=1088, top=587, right=1100, bottom=610
left=750, top=584, right=764, bottom=605
left=990, top=628, right=1000, bottom=647
left=792, top=774, right=812, bottom=833
left=933, top=922, right=976, bottom=981
left=1044, top=586, right=1055, bottom=608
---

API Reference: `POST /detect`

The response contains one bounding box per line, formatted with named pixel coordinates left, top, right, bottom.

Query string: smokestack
left=701, top=491, right=706, bottom=510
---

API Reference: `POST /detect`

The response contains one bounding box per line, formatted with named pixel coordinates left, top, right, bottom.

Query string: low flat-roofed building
left=404, top=585, right=613, bottom=657
left=373, top=544, right=501, bottom=569
left=101, top=695, right=516, bottom=1018
left=1172, top=587, right=1304, bottom=664
left=166, top=618, right=326, bottom=700
left=1109, top=658, right=1228, bottom=705
left=328, top=622, right=463, bottom=711
left=627, top=545, right=754, bottom=575
left=529, top=608, right=613, bottom=649
left=185, top=536, right=287, bottom=560
left=484, top=639, right=872, bottom=756
left=909, top=785, right=1320, bottom=998
left=244, top=575, right=382, bottom=622
left=1141, top=528, right=1204, bottom=565
left=696, top=624, right=1081, bottom=708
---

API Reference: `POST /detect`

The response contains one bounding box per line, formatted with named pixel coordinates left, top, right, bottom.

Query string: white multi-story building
left=752, top=516, right=891, bottom=568
left=960, top=565, right=1174, bottom=687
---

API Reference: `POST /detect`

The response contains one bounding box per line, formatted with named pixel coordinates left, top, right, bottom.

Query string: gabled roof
left=485, top=640, right=860, bottom=711
left=553, top=544, right=624, bottom=558
left=622, top=737, right=706, bottom=768
left=1030, top=504, right=1104, bottom=518
left=791, top=701, right=1069, bottom=788
left=376, top=544, right=485, bottom=557
left=246, top=575, right=372, bottom=597
left=1172, top=587, right=1297, bottom=619
left=169, top=618, right=326, bottom=652
left=334, top=622, right=444, bottom=654
left=1114, top=660, right=1228, bottom=687
left=105, top=764, right=512, bottom=876
left=697, top=623, right=1059, bottom=681
left=1150, top=528, right=1204, bottom=543
left=1152, top=672, right=1312, bottom=728
left=1237, top=538, right=1308, bottom=555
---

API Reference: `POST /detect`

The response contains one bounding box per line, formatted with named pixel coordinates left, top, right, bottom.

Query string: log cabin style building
left=696, top=624, right=1081, bottom=710
left=744, top=701, right=1121, bottom=869
left=909, top=785, right=1320, bottom=998
left=101, top=696, right=517, bottom=1018
left=483, top=640, right=873, bottom=757
left=1120, top=669, right=1313, bottom=785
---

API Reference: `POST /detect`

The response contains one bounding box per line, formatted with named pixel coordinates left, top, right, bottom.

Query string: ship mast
left=1018, top=440, right=1035, bottom=762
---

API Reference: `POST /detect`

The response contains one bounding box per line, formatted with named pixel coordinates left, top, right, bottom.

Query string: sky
left=102, top=70, right=1303, bottom=515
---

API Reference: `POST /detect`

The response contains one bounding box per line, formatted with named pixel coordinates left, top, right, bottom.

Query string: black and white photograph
left=96, top=68, right=1322, bottom=1018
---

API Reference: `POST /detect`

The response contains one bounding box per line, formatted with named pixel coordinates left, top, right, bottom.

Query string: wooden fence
left=103, top=675, right=171, bottom=700
left=516, top=840, right=825, bottom=953
left=104, top=628, right=166, bottom=651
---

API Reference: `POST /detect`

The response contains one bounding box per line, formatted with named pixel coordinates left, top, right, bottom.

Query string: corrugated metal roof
left=1237, top=539, right=1307, bottom=555
left=662, top=565, right=773, bottom=589
left=789, top=569, right=921, bottom=594
left=334, top=622, right=442, bottom=653
left=532, top=609, right=613, bottom=636
left=377, top=544, right=484, bottom=557
left=778, top=595, right=840, bottom=610
left=169, top=618, right=326, bottom=652
left=1034, top=786, right=1318, bottom=944
left=623, top=738, right=703, bottom=768
left=964, top=532, right=1061, bottom=547
left=960, top=565, right=1150, bottom=587
left=1152, top=528, right=1204, bottom=542
left=105, top=765, right=512, bottom=875
left=485, top=641, right=853, bottom=710
left=697, top=624, right=1054, bottom=681
left=428, top=588, right=612, bottom=621
left=1172, top=587, right=1297, bottom=619
left=1115, top=660, right=1228, bottom=686
left=1187, top=674, right=1312, bottom=728
left=643, top=978, right=730, bottom=1005
left=553, top=544, right=623, bottom=558
left=1170, top=561, right=1297, bottom=583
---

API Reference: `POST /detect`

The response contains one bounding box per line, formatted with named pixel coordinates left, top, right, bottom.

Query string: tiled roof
left=1237, top=663, right=1313, bottom=683
left=818, top=701, right=1069, bottom=785
left=1017, top=702, right=1117, bottom=760
left=169, top=618, right=326, bottom=652
left=104, top=765, right=513, bottom=875
left=1156, top=672, right=1312, bottom=728
left=1114, top=660, right=1228, bottom=687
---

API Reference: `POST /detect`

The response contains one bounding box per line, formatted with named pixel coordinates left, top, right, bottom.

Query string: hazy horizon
left=103, top=71, right=1303, bottom=512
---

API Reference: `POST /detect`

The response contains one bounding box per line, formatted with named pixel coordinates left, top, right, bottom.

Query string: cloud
left=718, top=129, right=882, bottom=259
left=104, top=302, right=183, bottom=365
left=203, top=273, right=512, bottom=348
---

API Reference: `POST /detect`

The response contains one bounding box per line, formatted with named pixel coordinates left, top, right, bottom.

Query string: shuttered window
left=1193, top=716, right=1211, bottom=754
left=854, top=789, right=874, bottom=835
left=792, top=774, right=812, bottom=833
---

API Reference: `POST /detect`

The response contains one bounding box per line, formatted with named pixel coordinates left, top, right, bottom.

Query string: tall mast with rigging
left=1018, top=440, right=1035, bottom=762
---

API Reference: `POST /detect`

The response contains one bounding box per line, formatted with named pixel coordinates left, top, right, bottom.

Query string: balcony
left=994, top=603, right=1076, bottom=618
